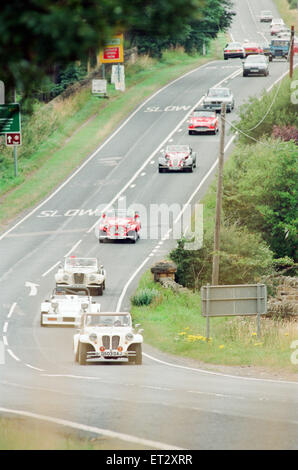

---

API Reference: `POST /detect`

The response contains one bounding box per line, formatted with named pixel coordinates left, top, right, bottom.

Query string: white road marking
left=116, top=257, right=151, bottom=312
left=143, top=352, right=298, bottom=386
left=7, top=349, right=21, bottom=362
left=140, top=172, right=146, bottom=176
left=7, top=302, right=16, bottom=319
left=64, top=239, right=82, bottom=257
left=25, top=364, right=45, bottom=372
left=3, top=322, right=8, bottom=334
left=25, top=281, right=39, bottom=296
left=3, top=336, right=8, bottom=346
left=0, top=407, right=184, bottom=450
left=42, top=261, right=61, bottom=278
left=188, top=390, right=245, bottom=400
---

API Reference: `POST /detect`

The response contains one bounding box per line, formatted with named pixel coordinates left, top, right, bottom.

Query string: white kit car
left=55, top=256, right=106, bottom=296
left=74, top=312, right=143, bottom=365
left=40, top=286, right=101, bottom=327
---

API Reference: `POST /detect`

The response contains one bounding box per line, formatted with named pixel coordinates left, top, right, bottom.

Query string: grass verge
left=273, top=0, right=298, bottom=29
left=131, top=272, right=298, bottom=373
left=0, top=417, right=150, bottom=450
left=0, top=35, right=226, bottom=230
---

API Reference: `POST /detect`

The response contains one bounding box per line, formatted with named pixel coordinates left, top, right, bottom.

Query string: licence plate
left=102, top=350, right=122, bottom=357
left=251, top=69, right=258, bottom=72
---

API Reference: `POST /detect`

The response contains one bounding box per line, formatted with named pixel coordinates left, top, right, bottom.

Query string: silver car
left=202, top=87, right=235, bottom=113
left=243, top=55, right=269, bottom=76
left=260, top=10, right=273, bottom=22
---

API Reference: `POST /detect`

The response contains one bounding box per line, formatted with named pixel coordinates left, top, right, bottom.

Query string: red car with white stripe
left=243, top=42, right=263, bottom=56
left=188, top=109, right=219, bottom=135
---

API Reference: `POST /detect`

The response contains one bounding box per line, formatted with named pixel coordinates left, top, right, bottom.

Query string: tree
left=0, top=0, right=208, bottom=96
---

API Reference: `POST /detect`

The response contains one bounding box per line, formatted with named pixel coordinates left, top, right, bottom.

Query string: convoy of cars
left=39, top=12, right=291, bottom=366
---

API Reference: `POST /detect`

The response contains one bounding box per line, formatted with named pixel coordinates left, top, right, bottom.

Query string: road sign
left=201, top=284, right=267, bottom=338
left=92, top=79, right=107, bottom=96
left=0, top=104, right=21, bottom=134
left=99, top=33, right=124, bottom=63
left=6, top=132, right=22, bottom=146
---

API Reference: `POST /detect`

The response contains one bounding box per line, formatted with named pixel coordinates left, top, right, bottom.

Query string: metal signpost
left=201, top=284, right=267, bottom=339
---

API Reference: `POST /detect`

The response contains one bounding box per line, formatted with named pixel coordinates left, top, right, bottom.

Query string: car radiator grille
left=101, top=335, right=120, bottom=349
left=74, top=273, right=84, bottom=284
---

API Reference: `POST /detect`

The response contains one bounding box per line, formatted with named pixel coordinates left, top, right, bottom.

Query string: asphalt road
left=0, top=0, right=297, bottom=450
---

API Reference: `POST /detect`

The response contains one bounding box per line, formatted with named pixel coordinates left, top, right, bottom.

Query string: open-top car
left=40, top=286, right=101, bottom=327
left=223, top=42, right=245, bottom=59
left=55, top=257, right=106, bottom=296
left=73, top=312, right=143, bottom=365
left=243, top=54, right=269, bottom=76
left=98, top=209, right=141, bottom=243
left=202, top=87, right=234, bottom=113
left=188, top=109, right=219, bottom=135
left=158, top=145, right=197, bottom=172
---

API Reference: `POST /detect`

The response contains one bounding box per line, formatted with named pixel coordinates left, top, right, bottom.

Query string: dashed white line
left=64, top=239, right=82, bottom=258
left=3, top=322, right=8, bottom=334
left=7, top=302, right=16, bottom=319
left=42, top=261, right=61, bottom=278
left=3, top=336, right=8, bottom=346
left=25, top=364, right=45, bottom=372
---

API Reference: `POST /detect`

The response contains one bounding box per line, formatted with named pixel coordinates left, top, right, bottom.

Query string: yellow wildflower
left=219, top=345, right=225, bottom=349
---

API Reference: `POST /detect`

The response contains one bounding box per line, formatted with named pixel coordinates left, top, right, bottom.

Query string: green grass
left=0, top=417, right=150, bottom=450
left=273, top=0, right=298, bottom=29
left=0, top=34, right=227, bottom=230
left=131, top=272, right=298, bottom=372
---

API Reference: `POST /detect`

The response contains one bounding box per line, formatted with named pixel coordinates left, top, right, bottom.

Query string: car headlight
left=89, top=333, right=97, bottom=342
left=125, top=333, right=134, bottom=341
left=63, top=275, right=69, bottom=281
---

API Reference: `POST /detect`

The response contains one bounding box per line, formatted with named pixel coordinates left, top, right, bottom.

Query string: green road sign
left=0, top=104, right=21, bottom=134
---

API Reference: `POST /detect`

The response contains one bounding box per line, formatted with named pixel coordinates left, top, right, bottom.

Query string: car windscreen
left=85, top=314, right=131, bottom=327
left=166, top=145, right=189, bottom=152
left=65, top=258, right=97, bottom=269
left=208, top=89, right=230, bottom=97
left=193, top=111, right=215, bottom=118
left=246, top=55, right=266, bottom=62
left=271, top=40, right=289, bottom=46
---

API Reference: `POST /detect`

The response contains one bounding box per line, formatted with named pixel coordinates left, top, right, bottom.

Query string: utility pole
left=289, top=26, right=295, bottom=79
left=13, top=88, right=18, bottom=177
left=212, top=103, right=226, bottom=285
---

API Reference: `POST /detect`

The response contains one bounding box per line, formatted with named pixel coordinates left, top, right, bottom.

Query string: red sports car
left=243, top=42, right=263, bottom=56
left=98, top=209, right=141, bottom=243
left=188, top=109, right=219, bottom=135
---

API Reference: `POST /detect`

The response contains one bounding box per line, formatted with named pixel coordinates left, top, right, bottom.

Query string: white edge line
left=64, top=239, right=82, bottom=258
left=42, top=260, right=61, bottom=278
left=116, top=257, right=150, bottom=312
left=0, top=408, right=184, bottom=450
left=24, top=364, right=45, bottom=372
left=7, top=349, right=20, bottom=362
left=0, top=59, right=219, bottom=242
left=143, top=352, right=298, bottom=386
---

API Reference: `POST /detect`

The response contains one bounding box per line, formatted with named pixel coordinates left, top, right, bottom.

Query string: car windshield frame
left=65, top=257, right=98, bottom=269
left=192, top=111, right=216, bottom=118
left=207, top=88, right=230, bottom=97
left=166, top=145, right=190, bottom=153
left=85, top=314, right=132, bottom=327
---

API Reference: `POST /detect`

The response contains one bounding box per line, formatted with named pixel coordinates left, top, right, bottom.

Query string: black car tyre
left=98, top=284, right=103, bottom=296
left=79, top=342, right=88, bottom=365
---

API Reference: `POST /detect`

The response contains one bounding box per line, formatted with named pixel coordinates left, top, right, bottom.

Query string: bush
left=223, top=140, right=298, bottom=261
left=170, top=222, right=274, bottom=289
left=272, top=125, right=298, bottom=144
left=131, top=288, right=160, bottom=306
